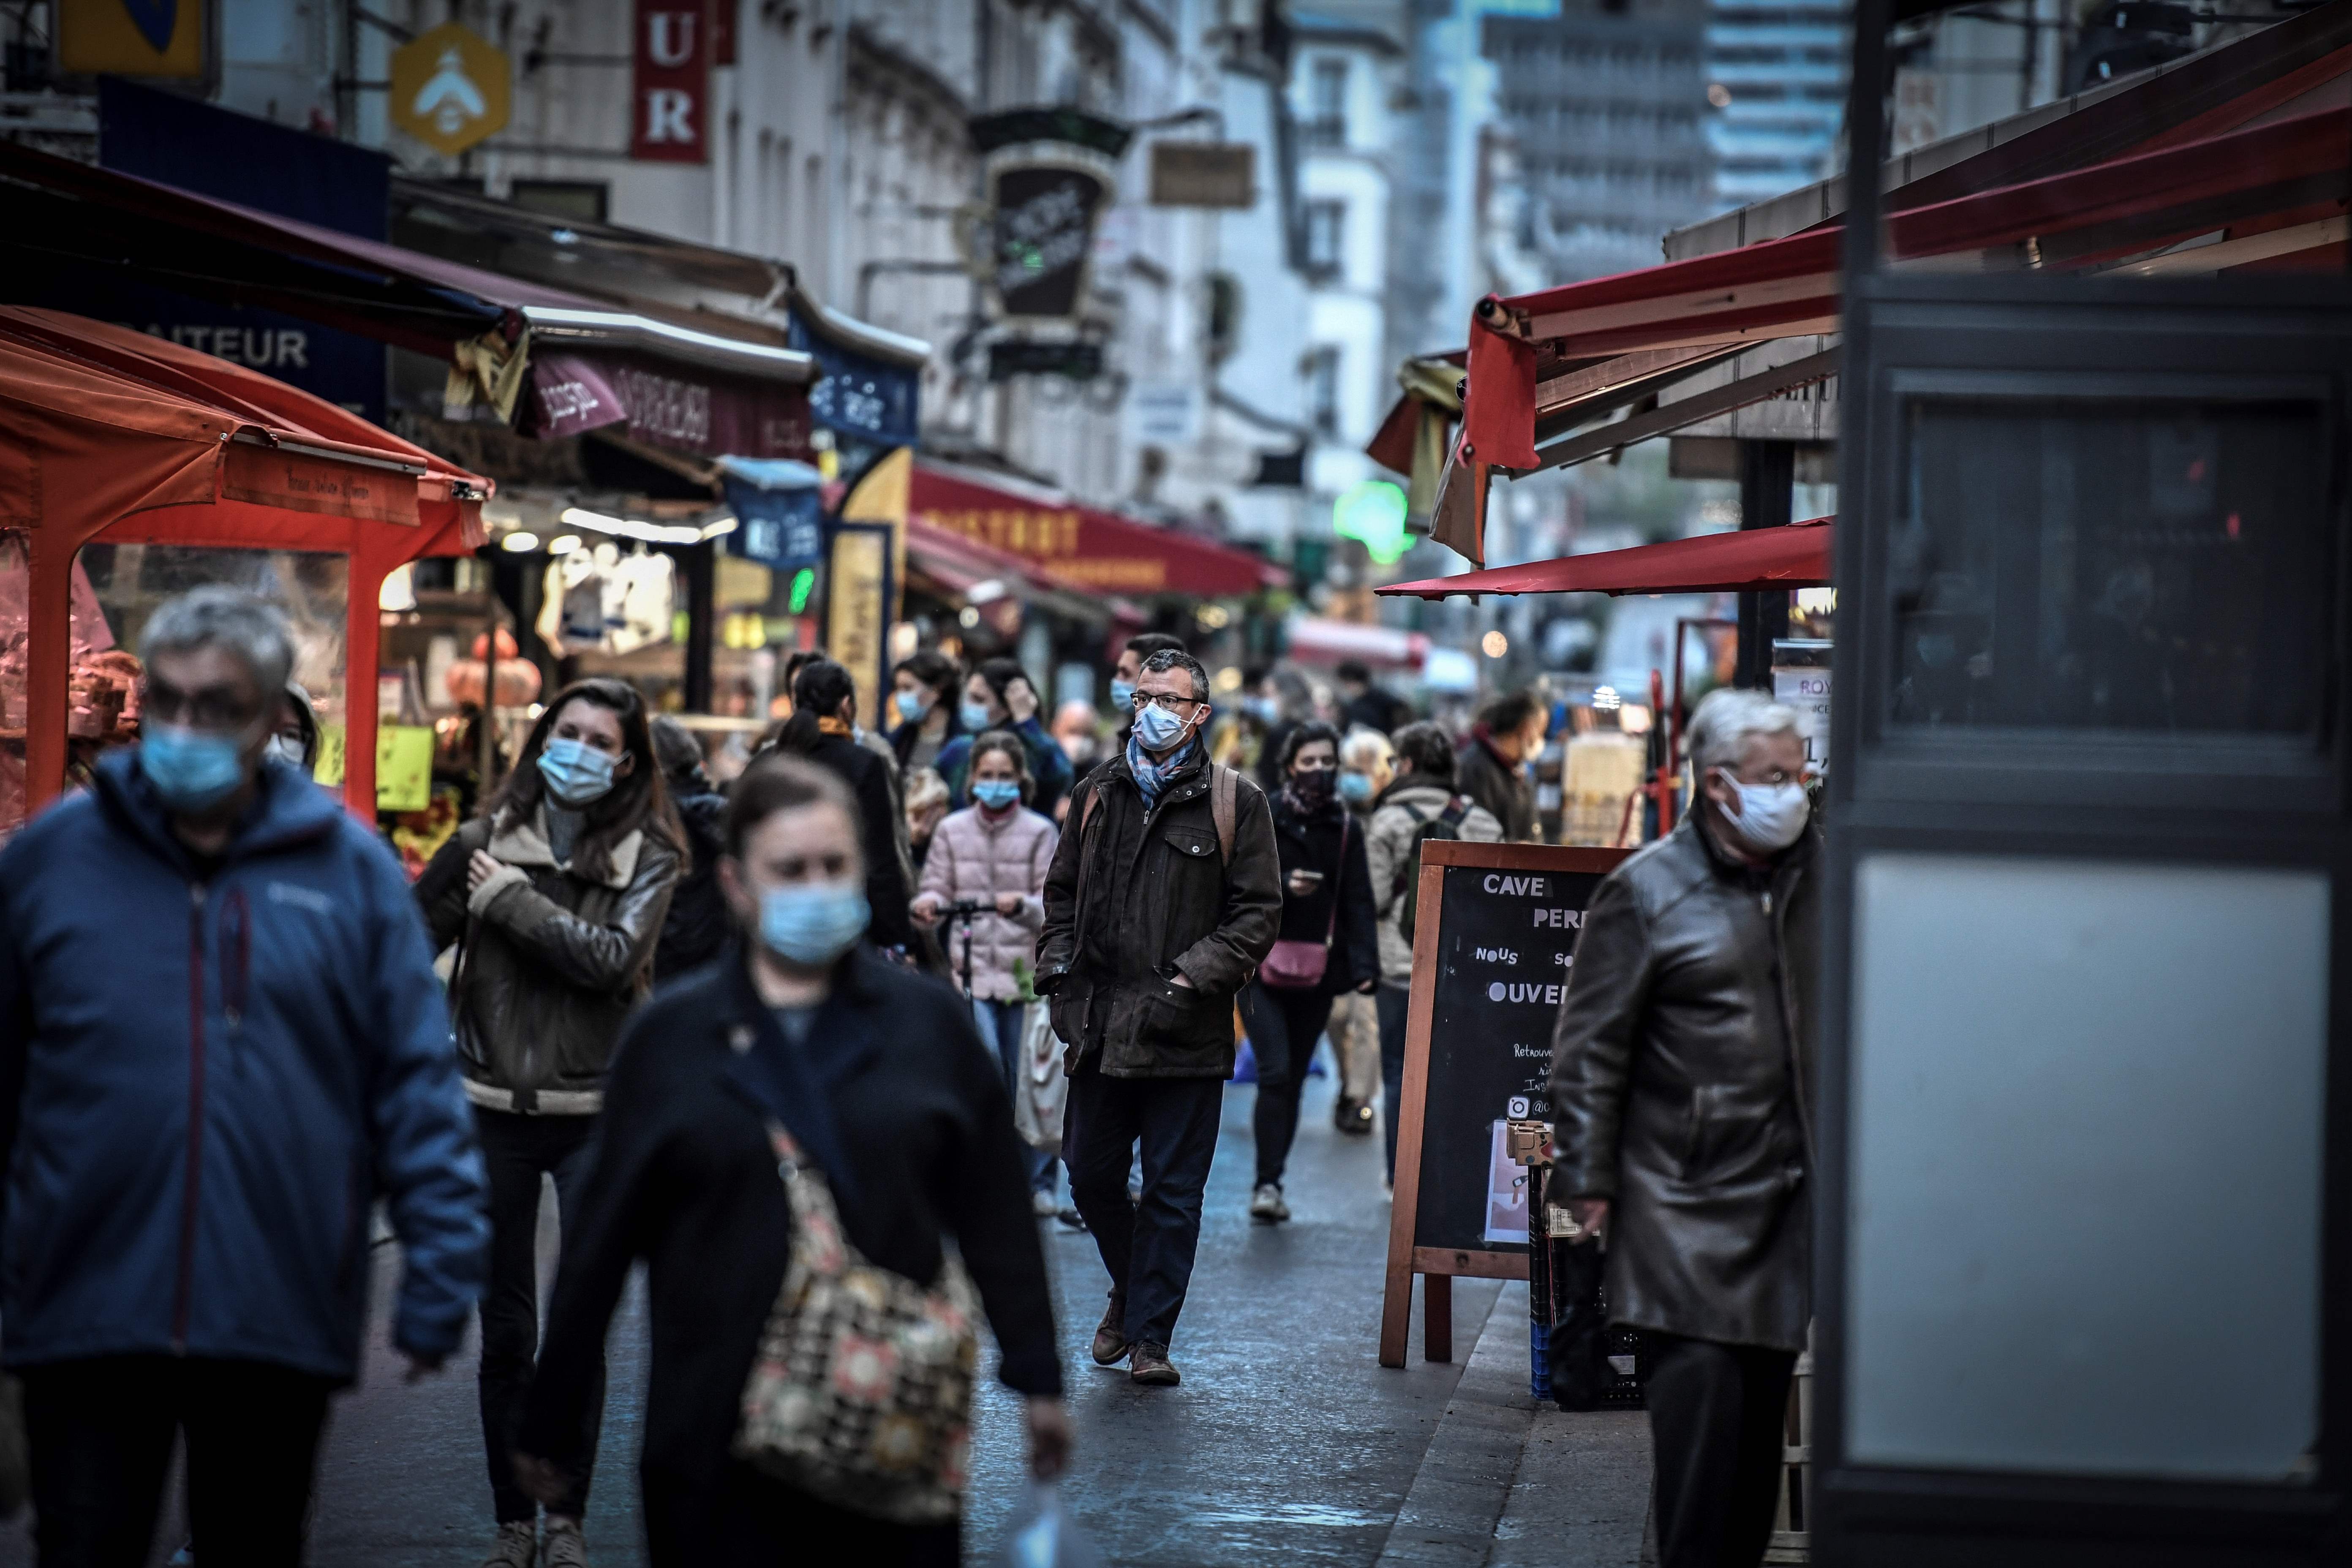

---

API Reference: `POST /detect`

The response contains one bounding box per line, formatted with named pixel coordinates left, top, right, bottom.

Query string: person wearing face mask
left=932, top=656, right=1073, bottom=817
left=771, top=657, right=915, bottom=954
left=1324, top=729, right=1395, bottom=1138
left=511, top=754, right=1068, bottom=1565
left=1237, top=724, right=1379, bottom=1222
left=911, top=732, right=1063, bottom=1215
left=1456, top=688, right=1545, bottom=843
left=416, top=678, right=685, bottom=1568
left=888, top=649, right=964, bottom=776
left=1037, top=648, right=1281, bottom=1387
left=272, top=681, right=320, bottom=775
left=1545, top=687, right=1819, bottom=1568
left=0, top=588, right=489, bottom=1568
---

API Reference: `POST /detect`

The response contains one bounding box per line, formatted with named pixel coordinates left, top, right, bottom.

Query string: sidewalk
left=1377, top=1282, right=1653, bottom=1568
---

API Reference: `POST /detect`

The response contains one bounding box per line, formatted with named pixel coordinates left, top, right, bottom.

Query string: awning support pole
left=1736, top=441, right=1795, bottom=690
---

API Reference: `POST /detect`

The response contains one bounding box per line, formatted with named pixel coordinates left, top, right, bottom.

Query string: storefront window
left=1889, top=398, right=2331, bottom=739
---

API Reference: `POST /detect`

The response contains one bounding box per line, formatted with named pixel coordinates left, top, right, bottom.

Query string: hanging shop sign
left=827, top=449, right=912, bottom=728
left=986, top=340, right=1102, bottom=382
left=389, top=22, right=513, bottom=158
left=788, top=319, right=920, bottom=446
left=1148, top=142, right=1255, bottom=208
left=58, top=0, right=204, bottom=77
left=969, top=109, right=1132, bottom=323
left=631, top=0, right=710, bottom=163
left=719, top=458, right=826, bottom=572
left=523, top=353, right=811, bottom=459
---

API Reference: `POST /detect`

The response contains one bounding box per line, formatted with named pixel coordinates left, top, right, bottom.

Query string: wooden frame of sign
left=1379, top=839, right=1630, bottom=1368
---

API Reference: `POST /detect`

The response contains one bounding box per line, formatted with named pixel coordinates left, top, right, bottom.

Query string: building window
left=1304, top=199, right=1345, bottom=278
left=1307, top=57, right=1348, bottom=147
left=1305, top=346, right=1340, bottom=437
left=509, top=180, right=609, bottom=224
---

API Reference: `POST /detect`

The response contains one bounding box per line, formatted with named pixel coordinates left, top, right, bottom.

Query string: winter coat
left=914, top=804, right=1056, bottom=1002
left=517, top=949, right=1060, bottom=1557
left=1457, top=732, right=1538, bottom=843
left=1266, top=789, right=1380, bottom=995
left=655, top=781, right=730, bottom=981
left=0, top=754, right=488, bottom=1382
left=935, top=715, right=1075, bottom=818
left=787, top=732, right=915, bottom=950
left=1365, top=781, right=1504, bottom=985
left=417, top=805, right=681, bottom=1115
left=1545, top=814, right=1819, bottom=1352
left=1036, top=747, right=1282, bottom=1079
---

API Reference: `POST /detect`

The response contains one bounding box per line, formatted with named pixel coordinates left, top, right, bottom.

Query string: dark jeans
left=1645, top=1332, right=1797, bottom=1568
left=22, top=1355, right=333, bottom=1568
left=1065, top=1063, right=1224, bottom=1349
left=478, top=1107, right=604, bottom=1523
left=1238, top=981, right=1338, bottom=1187
left=1377, top=983, right=1412, bottom=1183
left=971, top=997, right=1056, bottom=1195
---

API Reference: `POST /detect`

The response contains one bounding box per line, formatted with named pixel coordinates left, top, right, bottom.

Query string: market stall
left=0, top=308, right=489, bottom=836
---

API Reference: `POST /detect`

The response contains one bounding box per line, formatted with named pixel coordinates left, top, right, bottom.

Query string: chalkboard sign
left=1380, top=841, right=1625, bottom=1368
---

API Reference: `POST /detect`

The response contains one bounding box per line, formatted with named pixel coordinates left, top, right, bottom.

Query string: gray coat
left=1545, top=813, right=1818, bottom=1351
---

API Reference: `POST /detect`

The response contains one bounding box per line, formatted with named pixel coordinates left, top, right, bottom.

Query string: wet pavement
left=0, top=1068, right=1526, bottom=1566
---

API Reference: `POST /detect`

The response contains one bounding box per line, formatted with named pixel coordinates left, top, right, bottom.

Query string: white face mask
left=268, top=734, right=309, bottom=770
left=1713, top=769, right=1810, bottom=853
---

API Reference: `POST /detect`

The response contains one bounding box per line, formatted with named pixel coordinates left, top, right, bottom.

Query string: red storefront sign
left=527, top=352, right=811, bottom=459
left=909, top=463, right=1280, bottom=598
left=631, top=1, right=709, bottom=163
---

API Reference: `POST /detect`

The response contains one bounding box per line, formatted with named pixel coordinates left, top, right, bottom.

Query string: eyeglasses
left=142, top=680, right=266, bottom=733
left=1129, top=690, right=1206, bottom=714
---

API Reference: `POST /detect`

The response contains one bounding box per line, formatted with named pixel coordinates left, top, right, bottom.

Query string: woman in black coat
left=769, top=655, right=915, bottom=950
left=1238, top=721, right=1380, bottom=1224
left=513, top=754, right=1068, bottom=1566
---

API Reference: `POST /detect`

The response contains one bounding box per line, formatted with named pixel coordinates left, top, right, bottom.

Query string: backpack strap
left=1211, top=764, right=1237, bottom=864
left=1080, top=773, right=1105, bottom=837
left=1442, top=793, right=1473, bottom=828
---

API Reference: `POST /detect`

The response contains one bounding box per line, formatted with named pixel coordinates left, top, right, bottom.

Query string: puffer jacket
left=1365, top=781, right=1503, bottom=984
left=1037, top=747, right=1281, bottom=1078
left=418, top=806, right=681, bottom=1115
left=0, top=753, right=487, bottom=1382
left=1545, top=813, right=1819, bottom=1352
left=915, top=804, right=1057, bottom=1002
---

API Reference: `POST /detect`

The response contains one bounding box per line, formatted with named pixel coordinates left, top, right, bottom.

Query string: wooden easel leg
left=1379, top=1264, right=1414, bottom=1369
left=1424, top=1273, right=1454, bottom=1363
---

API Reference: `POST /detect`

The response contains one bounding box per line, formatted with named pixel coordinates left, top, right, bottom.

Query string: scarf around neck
left=1127, top=731, right=1201, bottom=811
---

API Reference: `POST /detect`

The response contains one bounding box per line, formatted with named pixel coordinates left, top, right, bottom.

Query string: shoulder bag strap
left=1323, top=812, right=1348, bottom=948
left=1211, top=764, right=1237, bottom=863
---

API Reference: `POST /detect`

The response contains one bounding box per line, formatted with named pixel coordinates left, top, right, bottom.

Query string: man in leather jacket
left=1037, top=648, right=1280, bottom=1388
left=1546, top=688, right=1819, bottom=1568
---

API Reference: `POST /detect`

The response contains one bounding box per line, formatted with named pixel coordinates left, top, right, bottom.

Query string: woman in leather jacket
left=417, top=677, right=685, bottom=1568
left=1237, top=722, right=1379, bottom=1225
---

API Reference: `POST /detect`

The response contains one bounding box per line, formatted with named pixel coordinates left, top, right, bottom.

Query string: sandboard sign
left=1379, top=840, right=1627, bottom=1368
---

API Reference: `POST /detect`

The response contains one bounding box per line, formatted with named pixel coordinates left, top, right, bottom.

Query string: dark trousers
left=477, top=1107, right=604, bottom=1523
left=1065, top=1063, right=1224, bottom=1350
left=22, top=1355, right=333, bottom=1568
left=1376, top=983, right=1412, bottom=1183
left=971, top=998, right=1056, bottom=1194
left=645, top=1462, right=959, bottom=1566
left=1645, top=1333, right=1797, bottom=1568
left=1238, top=981, right=1337, bottom=1187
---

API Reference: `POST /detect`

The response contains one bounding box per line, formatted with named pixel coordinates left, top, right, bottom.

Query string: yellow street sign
left=390, top=23, right=511, bottom=157
left=57, top=0, right=205, bottom=79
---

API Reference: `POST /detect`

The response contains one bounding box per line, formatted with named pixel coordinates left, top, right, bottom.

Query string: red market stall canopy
left=0, top=142, right=817, bottom=461
left=909, top=461, right=1284, bottom=598
left=1378, top=517, right=1831, bottom=600
left=0, top=308, right=491, bottom=821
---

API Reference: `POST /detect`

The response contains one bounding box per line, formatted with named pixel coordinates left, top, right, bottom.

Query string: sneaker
left=1032, top=1189, right=1060, bottom=1217
left=481, top=1522, right=535, bottom=1568
left=542, top=1516, right=588, bottom=1568
left=1091, top=1293, right=1131, bottom=1367
left=1130, top=1342, right=1181, bottom=1386
left=1335, top=1097, right=1375, bottom=1136
left=1249, top=1182, right=1290, bottom=1223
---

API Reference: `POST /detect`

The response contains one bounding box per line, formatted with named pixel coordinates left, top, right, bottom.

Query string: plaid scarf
left=1126, top=731, right=1202, bottom=812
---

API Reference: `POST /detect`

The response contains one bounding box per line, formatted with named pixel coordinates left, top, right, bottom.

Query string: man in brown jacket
left=1546, top=688, right=1819, bottom=1568
left=1038, top=648, right=1281, bottom=1388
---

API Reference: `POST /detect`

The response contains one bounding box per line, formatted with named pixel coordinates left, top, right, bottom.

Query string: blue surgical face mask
left=1338, top=770, right=1374, bottom=804
left=894, top=689, right=928, bottom=724
left=972, top=779, right=1021, bottom=811
left=538, top=736, right=619, bottom=806
left=759, top=881, right=870, bottom=966
left=139, top=724, right=252, bottom=813
left=1109, top=678, right=1136, bottom=715
left=1132, top=699, right=1197, bottom=754
left=959, top=700, right=995, bottom=732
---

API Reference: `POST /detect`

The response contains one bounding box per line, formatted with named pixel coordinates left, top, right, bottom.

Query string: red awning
left=903, top=517, right=1117, bottom=623
left=0, top=141, right=817, bottom=461
left=1284, top=615, right=1430, bottom=672
left=909, top=461, right=1282, bottom=598
left=1379, top=517, right=1831, bottom=599
left=1461, top=106, right=2352, bottom=470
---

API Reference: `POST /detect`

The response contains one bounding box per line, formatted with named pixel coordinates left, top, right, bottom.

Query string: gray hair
left=139, top=586, right=295, bottom=697
left=1339, top=727, right=1393, bottom=770
left=1141, top=646, right=1210, bottom=702
left=1686, top=687, right=1801, bottom=776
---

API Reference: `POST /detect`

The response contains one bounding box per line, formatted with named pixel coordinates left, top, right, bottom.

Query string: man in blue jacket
left=0, top=586, right=490, bottom=1568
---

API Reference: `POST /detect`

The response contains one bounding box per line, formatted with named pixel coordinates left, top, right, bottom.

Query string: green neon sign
left=1333, top=479, right=1410, bottom=565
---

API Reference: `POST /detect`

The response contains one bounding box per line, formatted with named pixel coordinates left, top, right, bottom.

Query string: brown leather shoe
left=1091, top=1295, right=1130, bottom=1367
left=1130, top=1342, right=1181, bottom=1386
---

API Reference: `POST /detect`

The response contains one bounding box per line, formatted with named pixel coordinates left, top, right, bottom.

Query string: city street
left=0, top=1071, right=1638, bottom=1568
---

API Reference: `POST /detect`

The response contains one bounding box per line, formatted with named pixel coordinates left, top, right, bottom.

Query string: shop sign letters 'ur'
left=632, top=2, right=710, bottom=163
